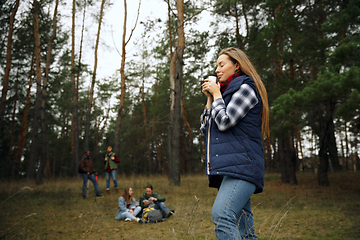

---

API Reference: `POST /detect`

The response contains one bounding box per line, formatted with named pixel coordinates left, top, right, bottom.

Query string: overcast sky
left=78, top=0, right=212, bottom=81
left=96, top=0, right=168, bottom=79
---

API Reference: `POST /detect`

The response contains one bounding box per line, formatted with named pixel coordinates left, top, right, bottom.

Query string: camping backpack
left=78, top=158, right=86, bottom=174
left=142, top=207, right=164, bottom=223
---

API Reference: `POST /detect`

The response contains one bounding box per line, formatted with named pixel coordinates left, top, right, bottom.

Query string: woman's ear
left=235, top=63, right=241, bottom=72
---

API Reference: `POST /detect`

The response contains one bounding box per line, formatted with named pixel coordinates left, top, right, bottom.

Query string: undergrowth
left=0, top=172, right=359, bottom=239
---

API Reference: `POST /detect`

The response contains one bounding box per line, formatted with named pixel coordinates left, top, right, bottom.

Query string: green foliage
left=1, top=0, right=359, bottom=179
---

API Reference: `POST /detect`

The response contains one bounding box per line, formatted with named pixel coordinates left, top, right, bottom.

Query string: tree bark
left=141, top=72, right=152, bottom=174
left=318, top=121, right=330, bottom=186
left=14, top=54, right=34, bottom=179
left=27, top=0, right=43, bottom=180
left=279, top=134, right=298, bottom=185
left=182, top=94, right=193, bottom=173
left=114, top=0, right=140, bottom=154
left=9, top=82, right=18, bottom=179
left=344, top=121, right=349, bottom=170
left=71, top=0, right=80, bottom=176
left=0, top=0, right=20, bottom=129
left=114, top=0, right=128, bottom=154
left=75, top=0, right=87, bottom=137
left=36, top=0, right=59, bottom=185
left=168, top=0, right=184, bottom=186
left=327, top=114, right=342, bottom=171
left=85, top=0, right=105, bottom=151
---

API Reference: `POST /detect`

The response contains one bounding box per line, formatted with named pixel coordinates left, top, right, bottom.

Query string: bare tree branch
left=125, top=0, right=141, bottom=46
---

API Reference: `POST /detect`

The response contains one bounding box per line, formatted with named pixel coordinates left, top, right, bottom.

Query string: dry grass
left=0, top=172, right=359, bottom=239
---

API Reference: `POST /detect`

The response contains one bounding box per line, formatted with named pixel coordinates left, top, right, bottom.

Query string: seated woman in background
left=115, top=186, right=141, bottom=222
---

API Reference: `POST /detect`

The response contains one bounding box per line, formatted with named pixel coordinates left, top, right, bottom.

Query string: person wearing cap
left=80, top=151, right=103, bottom=199
left=104, top=146, right=120, bottom=195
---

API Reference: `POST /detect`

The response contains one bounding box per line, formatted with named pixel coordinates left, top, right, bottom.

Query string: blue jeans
left=120, top=206, right=141, bottom=220
left=82, top=173, right=100, bottom=196
left=105, top=170, right=119, bottom=189
left=154, top=202, right=169, bottom=213
left=212, top=176, right=257, bottom=240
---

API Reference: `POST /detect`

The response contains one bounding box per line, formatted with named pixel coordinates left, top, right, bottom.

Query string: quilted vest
left=104, top=152, right=117, bottom=170
left=205, top=75, right=265, bottom=193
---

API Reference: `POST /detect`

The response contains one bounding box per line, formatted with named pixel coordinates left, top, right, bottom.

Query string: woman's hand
left=202, top=80, right=221, bottom=99
left=129, top=209, right=135, bottom=216
left=202, top=80, right=212, bottom=98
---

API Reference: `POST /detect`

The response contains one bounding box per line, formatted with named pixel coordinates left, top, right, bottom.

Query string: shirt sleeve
left=130, top=198, right=137, bottom=208
left=211, top=84, right=259, bottom=131
left=153, top=192, right=166, bottom=202
left=139, top=194, right=146, bottom=209
left=114, top=154, right=120, bottom=163
left=200, top=107, right=211, bottom=135
left=118, top=197, right=128, bottom=212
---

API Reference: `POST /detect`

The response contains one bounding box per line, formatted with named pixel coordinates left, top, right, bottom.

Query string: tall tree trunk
left=316, top=102, right=334, bottom=186
left=14, top=54, right=34, bottom=179
left=141, top=73, right=152, bottom=173
left=345, top=121, right=349, bottom=170
left=114, top=0, right=128, bottom=154
left=318, top=123, right=330, bottom=186
left=114, top=0, right=140, bottom=154
left=94, top=109, right=109, bottom=161
left=151, top=79, right=159, bottom=173
left=9, top=82, right=18, bottom=179
left=279, top=134, right=298, bottom=185
left=182, top=94, right=193, bottom=173
left=36, top=0, right=58, bottom=185
left=75, top=0, right=87, bottom=139
left=27, top=0, right=42, bottom=180
left=263, top=137, right=273, bottom=171
left=327, top=114, right=342, bottom=171
left=85, top=0, right=105, bottom=151
left=71, top=0, right=80, bottom=175
left=0, top=0, right=20, bottom=129
left=168, top=0, right=185, bottom=186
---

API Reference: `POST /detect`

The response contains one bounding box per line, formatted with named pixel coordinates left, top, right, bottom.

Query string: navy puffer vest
left=205, top=75, right=264, bottom=193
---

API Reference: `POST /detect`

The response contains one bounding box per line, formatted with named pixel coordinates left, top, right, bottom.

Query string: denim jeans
left=212, top=176, right=257, bottom=240
left=82, top=173, right=100, bottom=196
left=105, top=170, right=119, bottom=189
left=120, top=206, right=141, bottom=220
left=154, top=202, right=169, bottom=214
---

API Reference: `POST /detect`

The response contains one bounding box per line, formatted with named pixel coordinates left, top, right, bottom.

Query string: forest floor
left=0, top=172, right=359, bottom=239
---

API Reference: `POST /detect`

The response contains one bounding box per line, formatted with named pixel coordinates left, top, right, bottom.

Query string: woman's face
left=215, top=54, right=238, bottom=82
left=129, top=188, right=133, bottom=196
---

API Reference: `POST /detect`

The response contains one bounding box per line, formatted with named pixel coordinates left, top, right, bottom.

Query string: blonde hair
left=219, top=47, right=269, bottom=138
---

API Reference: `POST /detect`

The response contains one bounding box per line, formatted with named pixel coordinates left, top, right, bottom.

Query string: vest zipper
left=206, top=120, right=211, bottom=175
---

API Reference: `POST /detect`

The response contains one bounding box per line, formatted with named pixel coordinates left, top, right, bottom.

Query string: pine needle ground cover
left=0, top=172, right=359, bottom=239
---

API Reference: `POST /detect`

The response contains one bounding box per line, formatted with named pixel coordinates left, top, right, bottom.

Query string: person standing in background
left=104, top=146, right=119, bottom=195
left=80, top=151, right=104, bottom=199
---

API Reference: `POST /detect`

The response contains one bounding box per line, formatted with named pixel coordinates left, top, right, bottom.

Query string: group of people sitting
left=115, top=184, right=172, bottom=223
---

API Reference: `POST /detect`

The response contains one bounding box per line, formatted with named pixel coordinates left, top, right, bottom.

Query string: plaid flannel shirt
left=200, top=84, right=259, bottom=132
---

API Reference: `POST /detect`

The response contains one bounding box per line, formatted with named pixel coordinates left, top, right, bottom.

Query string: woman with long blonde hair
left=200, top=47, right=269, bottom=239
